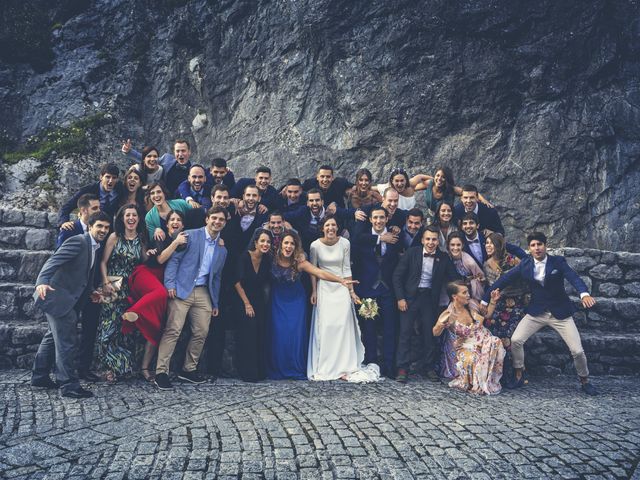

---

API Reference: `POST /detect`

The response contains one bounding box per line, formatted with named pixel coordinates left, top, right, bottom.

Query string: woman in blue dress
left=268, top=231, right=355, bottom=380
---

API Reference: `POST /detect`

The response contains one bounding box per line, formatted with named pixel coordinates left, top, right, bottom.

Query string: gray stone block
left=23, top=211, right=47, bottom=228
left=47, top=212, right=58, bottom=227
left=626, top=269, right=640, bottom=280
left=25, top=229, right=52, bottom=250
left=16, top=352, right=36, bottom=369
left=622, top=282, right=640, bottom=297
left=589, top=264, right=623, bottom=281
left=0, top=228, right=26, bottom=246
left=616, top=252, right=640, bottom=267
left=565, top=256, right=597, bottom=273
left=11, top=325, right=46, bottom=346
left=0, top=262, right=16, bottom=281
left=2, top=209, right=24, bottom=225
left=600, top=252, right=617, bottom=264
left=614, top=298, right=640, bottom=321
left=597, top=282, right=620, bottom=297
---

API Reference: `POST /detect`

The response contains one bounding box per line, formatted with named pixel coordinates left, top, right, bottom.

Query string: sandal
left=141, top=368, right=155, bottom=382
left=122, top=312, right=139, bottom=323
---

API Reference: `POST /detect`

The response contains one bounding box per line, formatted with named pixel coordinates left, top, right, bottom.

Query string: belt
left=417, top=287, right=432, bottom=293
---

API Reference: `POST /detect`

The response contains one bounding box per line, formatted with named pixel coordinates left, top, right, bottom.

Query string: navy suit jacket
left=284, top=206, right=350, bottom=254
left=301, top=177, right=353, bottom=208
left=454, top=202, right=504, bottom=235
left=360, top=204, right=408, bottom=230
left=351, top=221, right=401, bottom=298
left=56, top=220, right=85, bottom=249
left=230, top=178, right=281, bottom=212
left=399, top=226, right=424, bottom=253
left=483, top=255, right=589, bottom=319
left=58, top=182, right=124, bottom=226
left=176, top=180, right=212, bottom=210
left=463, top=232, right=527, bottom=268
left=205, top=170, right=236, bottom=190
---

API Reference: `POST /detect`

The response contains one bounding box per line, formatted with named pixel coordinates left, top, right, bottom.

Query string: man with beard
left=31, top=212, right=112, bottom=398
left=58, top=164, right=124, bottom=227
left=122, top=138, right=193, bottom=196
left=206, top=157, right=236, bottom=189
left=177, top=164, right=212, bottom=210
left=302, top=165, right=353, bottom=208
left=230, top=166, right=280, bottom=212
left=225, top=185, right=269, bottom=254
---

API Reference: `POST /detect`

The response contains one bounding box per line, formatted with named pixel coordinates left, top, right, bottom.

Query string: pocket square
left=550, top=269, right=559, bottom=275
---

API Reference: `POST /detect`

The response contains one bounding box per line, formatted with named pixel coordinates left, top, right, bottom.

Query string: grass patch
left=2, top=113, right=112, bottom=164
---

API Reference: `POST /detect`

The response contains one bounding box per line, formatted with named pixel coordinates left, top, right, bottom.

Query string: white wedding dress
left=308, top=237, right=376, bottom=382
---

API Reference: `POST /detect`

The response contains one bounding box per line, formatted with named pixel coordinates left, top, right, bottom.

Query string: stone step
left=0, top=208, right=58, bottom=229
left=0, top=282, right=44, bottom=323
left=572, top=297, right=640, bottom=332
left=0, top=226, right=56, bottom=251
left=525, top=330, right=640, bottom=376
left=0, top=249, right=52, bottom=283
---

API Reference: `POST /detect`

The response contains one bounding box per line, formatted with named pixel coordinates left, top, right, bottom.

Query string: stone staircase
left=0, top=207, right=638, bottom=375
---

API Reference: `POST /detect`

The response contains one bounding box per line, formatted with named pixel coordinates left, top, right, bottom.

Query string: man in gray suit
left=155, top=206, right=228, bottom=390
left=31, top=212, right=111, bottom=398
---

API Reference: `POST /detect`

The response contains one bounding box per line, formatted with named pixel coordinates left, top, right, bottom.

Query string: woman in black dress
left=233, top=228, right=274, bottom=382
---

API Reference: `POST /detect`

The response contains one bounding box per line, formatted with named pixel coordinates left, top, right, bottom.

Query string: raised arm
left=410, top=173, right=432, bottom=191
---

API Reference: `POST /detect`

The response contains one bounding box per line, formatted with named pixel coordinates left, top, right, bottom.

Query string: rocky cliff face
left=0, top=0, right=638, bottom=250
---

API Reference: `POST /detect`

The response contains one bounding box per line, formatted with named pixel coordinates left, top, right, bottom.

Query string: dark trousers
left=32, top=309, right=81, bottom=393
left=396, top=288, right=438, bottom=371
left=203, top=299, right=231, bottom=376
left=77, top=301, right=100, bottom=374
left=358, top=288, right=397, bottom=374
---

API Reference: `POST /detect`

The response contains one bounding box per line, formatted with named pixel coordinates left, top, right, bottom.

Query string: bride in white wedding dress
left=307, top=216, right=379, bottom=382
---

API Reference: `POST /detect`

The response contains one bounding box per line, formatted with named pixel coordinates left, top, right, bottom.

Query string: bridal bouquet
left=358, top=298, right=380, bottom=320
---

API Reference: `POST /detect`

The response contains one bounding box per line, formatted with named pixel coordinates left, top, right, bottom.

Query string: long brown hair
left=276, top=230, right=305, bottom=278
left=487, top=232, right=506, bottom=263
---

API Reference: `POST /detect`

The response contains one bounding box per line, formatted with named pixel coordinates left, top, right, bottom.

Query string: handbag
left=92, top=276, right=123, bottom=304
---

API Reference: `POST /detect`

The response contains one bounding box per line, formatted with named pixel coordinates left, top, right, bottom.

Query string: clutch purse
left=91, top=276, right=123, bottom=304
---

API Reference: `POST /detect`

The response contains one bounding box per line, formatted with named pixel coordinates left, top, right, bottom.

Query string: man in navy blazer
left=351, top=206, right=401, bottom=379
left=31, top=212, right=111, bottom=398
left=176, top=164, right=212, bottom=210
left=57, top=194, right=101, bottom=248
left=460, top=212, right=526, bottom=267
left=284, top=189, right=352, bottom=254
left=482, top=232, right=598, bottom=395
left=230, top=166, right=281, bottom=212
left=399, top=208, right=425, bottom=253
left=122, top=138, right=193, bottom=196
left=58, top=164, right=124, bottom=226
left=454, top=184, right=504, bottom=235
left=154, top=206, right=228, bottom=390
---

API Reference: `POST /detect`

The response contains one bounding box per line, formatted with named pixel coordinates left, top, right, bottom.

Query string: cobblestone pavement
left=0, top=371, right=639, bottom=479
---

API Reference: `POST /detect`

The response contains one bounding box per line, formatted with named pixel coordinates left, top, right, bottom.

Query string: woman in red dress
left=121, top=210, right=188, bottom=381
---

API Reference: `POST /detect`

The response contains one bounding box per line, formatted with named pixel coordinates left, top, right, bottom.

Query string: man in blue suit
left=57, top=194, right=101, bottom=248
left=58, top=164, right=124, bottom=226
left=454, top=184, right=504, bottom=235
left=154, top=206, right=228, bottom=390
left=460, top=212, right=526, bottom=267
left=351, top=206, right=401, bottom=379
left=122, top=138, right=193, bottom=196
left=176, top=164, right=212, bottom=210
left=482, top=232, right=598, bottom=395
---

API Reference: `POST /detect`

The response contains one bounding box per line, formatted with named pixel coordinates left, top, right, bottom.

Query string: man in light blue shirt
left=155, top=206, right=228, bottom=390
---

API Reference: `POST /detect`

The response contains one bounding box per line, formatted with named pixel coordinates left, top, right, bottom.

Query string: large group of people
left=30, top=138, right=598, bottom=398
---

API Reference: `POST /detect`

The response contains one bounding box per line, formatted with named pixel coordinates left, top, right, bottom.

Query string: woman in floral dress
left=483, top=232, right=530, bottom=383
left=97, top=204, right=148, bottom=382
left=433, top=281, right=505, bottom=395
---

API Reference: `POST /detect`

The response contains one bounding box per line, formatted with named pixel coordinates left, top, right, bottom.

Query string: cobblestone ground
left=0, top=371, right=639, bottom=480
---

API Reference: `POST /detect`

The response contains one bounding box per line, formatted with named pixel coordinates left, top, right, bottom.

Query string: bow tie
left=423, top=252, right=436, bottom=258
left=468, top=239, right=479, bottom=244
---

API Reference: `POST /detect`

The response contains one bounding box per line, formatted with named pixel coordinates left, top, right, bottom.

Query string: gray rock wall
left=0, top=0, right=639, bottom=250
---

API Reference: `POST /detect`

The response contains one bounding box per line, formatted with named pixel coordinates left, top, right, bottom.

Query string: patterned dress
left=483, top=254, right=530, bottom=340
left=447, top=306, right=505, bottom=395
left=96, top=236, right=143, bottom=376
